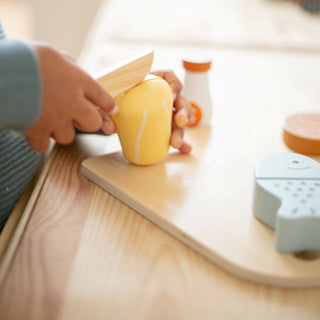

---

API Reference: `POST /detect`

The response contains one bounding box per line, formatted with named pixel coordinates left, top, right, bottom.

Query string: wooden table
left=1, top=0, right=320, bottom=319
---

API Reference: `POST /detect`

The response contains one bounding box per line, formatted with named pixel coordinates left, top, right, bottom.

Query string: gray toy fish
left=253, top=152, right=320, bottom=253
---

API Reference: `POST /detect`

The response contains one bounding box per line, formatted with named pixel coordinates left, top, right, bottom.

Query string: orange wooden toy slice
left=283, top=113, right=320, bottom=155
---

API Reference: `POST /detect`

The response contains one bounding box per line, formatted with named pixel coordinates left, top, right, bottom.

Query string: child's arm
left=0, top=39, right=42, bottom=131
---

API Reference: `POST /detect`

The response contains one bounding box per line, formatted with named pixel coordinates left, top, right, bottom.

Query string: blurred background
left=0, top=0, right=102, bottom=58
left=1, top=0, right=320, bottom=63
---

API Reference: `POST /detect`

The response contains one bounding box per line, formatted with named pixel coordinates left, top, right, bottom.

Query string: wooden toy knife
left=93, top=49, right=154, bottom=99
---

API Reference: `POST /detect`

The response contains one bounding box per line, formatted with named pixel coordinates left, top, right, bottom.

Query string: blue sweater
left=0, top=20, right=42, bottom=231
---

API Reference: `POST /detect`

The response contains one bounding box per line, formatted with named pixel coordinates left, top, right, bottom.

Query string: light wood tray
left=82, top=124, right=320, bottom=288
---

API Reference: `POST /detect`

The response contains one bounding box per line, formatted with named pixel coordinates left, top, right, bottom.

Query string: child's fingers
left=51, top=121, right=75, bottom=145
left=170, top=128, right=192, bottom=154
left=170, top=120, right=186, bottom=149
left=179, top=141, right=192, bottom=154
left=151, top=70, right=182, bottom=100
left=74, top=101, right=104, bottom=133
left=174, top=94, right=193, bottom=127
left=170, top=122, right=183, bottom=149
left=174, top=108, right=189, bottom=128
left=170, top=121, right=192, bottom=154
left=98, top=110, right=116, bottom=135
left=84, top=75, right=118, bottom=115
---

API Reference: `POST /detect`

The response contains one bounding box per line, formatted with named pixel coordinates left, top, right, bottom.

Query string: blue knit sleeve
left=0, top=39, right=42, bottom=131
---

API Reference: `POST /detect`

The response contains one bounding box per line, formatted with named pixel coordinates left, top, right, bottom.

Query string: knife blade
left=94, top=49, right=154, bottom=99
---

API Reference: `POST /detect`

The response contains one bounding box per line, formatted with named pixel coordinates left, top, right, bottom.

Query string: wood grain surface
left=1, top=0, right=320, bottom=319
left=1, top=135, right=320, bottom=320
left=95, top=49, right=153, bottom=98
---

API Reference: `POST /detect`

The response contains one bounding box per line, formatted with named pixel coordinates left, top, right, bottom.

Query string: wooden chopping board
left=82, top=118, right=320, bottom=288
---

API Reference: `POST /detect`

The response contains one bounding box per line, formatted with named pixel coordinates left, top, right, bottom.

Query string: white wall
left=30, top=0, right=103, bottom=58
left=0, top=0, right=33, bottom=40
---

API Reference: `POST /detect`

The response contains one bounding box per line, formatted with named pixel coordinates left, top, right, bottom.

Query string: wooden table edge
left=0, top=145, right=58, bottom=286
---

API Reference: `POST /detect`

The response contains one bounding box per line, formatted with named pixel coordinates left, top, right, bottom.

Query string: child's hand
left=23, top=43, right=118, bottom=152
left=151, top=70, right=192, bottom=154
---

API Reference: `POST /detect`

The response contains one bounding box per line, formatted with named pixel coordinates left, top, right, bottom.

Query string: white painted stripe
left=162, top=101, right=171, bottom=135
left=135, top=109, right=148, bottom=164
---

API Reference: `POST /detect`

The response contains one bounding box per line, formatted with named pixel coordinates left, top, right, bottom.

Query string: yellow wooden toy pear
left=112, top=75, right=173, bottom=165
